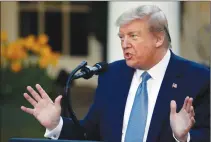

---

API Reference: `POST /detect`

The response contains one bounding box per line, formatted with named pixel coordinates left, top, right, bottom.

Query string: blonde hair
left=116, top=5, right=171, bottom=46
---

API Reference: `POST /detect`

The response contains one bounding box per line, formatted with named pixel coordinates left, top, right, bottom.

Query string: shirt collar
left=135, top=49, right=171, bottom=80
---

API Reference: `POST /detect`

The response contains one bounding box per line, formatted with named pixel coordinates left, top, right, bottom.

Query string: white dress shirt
left=44, top=49, right=190, bottom=142
left=122, top=49, right=170, bottom=142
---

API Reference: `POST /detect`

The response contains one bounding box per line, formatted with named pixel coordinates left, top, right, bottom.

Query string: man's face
left=118, top=19, right=157, bottom=69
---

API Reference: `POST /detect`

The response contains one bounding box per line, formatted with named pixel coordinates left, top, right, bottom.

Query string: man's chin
left=125, top=60, right=145, bottom=69
left=125, top=60, right=138, bottom=69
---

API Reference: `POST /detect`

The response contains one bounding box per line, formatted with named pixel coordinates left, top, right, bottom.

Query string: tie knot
left=141, top=71, right=151, bottom=83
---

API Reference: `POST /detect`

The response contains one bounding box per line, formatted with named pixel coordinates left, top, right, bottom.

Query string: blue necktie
left=125, top=71, right=151, bottom=142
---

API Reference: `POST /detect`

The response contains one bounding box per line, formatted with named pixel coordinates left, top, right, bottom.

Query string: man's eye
left=131, top=34, right=137, bottom=38
left=119, top=36, right=124, bottom=41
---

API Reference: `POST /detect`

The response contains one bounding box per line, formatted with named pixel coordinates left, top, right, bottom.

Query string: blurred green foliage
left=0, top=67, right=58, bottom=142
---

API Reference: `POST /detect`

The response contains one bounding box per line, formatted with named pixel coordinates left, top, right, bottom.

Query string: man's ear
left=155, top=31, right=165, bottom=48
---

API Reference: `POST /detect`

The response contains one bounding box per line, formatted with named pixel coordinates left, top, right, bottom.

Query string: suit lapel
left=109, top=62, right=134, bottom=142
left=147, top=51, right=185, bottom=142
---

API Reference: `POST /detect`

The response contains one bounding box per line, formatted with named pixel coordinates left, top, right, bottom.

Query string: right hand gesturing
left=21, top=84, right=63, bottom=130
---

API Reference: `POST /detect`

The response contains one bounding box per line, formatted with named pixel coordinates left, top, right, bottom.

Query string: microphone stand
left=62, top=61, right=88, bottom=139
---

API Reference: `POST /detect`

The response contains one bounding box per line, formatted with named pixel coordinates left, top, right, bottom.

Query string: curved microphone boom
left=73, top=62, right=108, bottom=80
left=62, top=61, right=108, bottom=139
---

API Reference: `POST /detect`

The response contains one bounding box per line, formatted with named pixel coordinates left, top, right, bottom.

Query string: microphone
left=73, top=62, right=108, bottom=79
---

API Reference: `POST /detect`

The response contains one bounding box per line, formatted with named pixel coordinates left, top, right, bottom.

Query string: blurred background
left=0, top=1, right=210, bottom=142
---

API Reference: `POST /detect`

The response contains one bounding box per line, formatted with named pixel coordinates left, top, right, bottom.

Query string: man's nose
left=122, top=37, right=131, bottom=49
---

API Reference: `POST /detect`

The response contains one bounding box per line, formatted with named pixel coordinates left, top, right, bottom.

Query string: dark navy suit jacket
left=59, top=51, right=210, bottom=142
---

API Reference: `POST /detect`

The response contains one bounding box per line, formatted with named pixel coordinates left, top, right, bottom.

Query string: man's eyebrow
left=128, top=31, right=141, bottom=35
left=118, top=31, right=141, bottom=36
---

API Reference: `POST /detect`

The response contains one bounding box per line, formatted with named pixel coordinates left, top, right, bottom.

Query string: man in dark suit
left=21, top=5, right=209, bottom=142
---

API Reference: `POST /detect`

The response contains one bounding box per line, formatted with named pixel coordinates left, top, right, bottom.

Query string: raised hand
left=21, top=84, right=62, bottom=130
left=170, top=96, right=195, bottom=142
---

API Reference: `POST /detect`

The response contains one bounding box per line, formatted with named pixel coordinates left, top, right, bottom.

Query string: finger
left=55, top=95, right=62, bottom=108
left=191, top=117, right=196, bottom=125
left=186, top=98, right=193, bottom=113
left=35, top=84, right=52, bottom=101
left=21, top=106, right=34, bottom=115
left=190, top=106, right=195, bottom=117
left=182, top=96, right=189, bottom=110
left=184, top=117, right=195, bottom=133
left=170, top=100, right=177, bottom=115
left=27, top=86, right=42, bottom=101
left=23, top=93, right=37, bottom=107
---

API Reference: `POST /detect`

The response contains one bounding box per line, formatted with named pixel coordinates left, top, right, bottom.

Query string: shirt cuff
left=173, top=133, right=190, bottom=142
left=44, top=116, right=63, bottom=140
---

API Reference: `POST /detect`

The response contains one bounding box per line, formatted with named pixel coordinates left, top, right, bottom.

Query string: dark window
left=19, top=1, right=39, bottom=4
left=45, top=12, right=62, bottom=52
left=19, top=12, right=38, bottom=37
left=70, top=12, right=89, bottom=56
left=70, top=1, right=92, bottom=5
left=18, top=1, right=108, bottom=61
left=89, top=2, right=108, bottom=61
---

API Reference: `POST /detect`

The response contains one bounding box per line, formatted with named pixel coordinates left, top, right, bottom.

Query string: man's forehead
left=118, top=19, right=148, bottom=34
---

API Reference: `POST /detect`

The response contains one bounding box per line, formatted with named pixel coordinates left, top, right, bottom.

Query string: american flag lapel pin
left=172, top=83, right=177, bottom=88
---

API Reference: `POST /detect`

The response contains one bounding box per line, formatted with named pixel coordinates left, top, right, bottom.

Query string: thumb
left=170, top=100, right=177, bottom=115
left=55, top=95, right=62, bottom=108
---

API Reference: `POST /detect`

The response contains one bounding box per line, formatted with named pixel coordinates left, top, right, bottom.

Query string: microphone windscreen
left=95, top=62, right=108, bottom=73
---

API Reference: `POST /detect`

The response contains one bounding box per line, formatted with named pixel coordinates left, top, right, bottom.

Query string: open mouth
left=124, top=52, right=132, bottom=60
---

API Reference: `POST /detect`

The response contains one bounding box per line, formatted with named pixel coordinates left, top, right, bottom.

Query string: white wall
left=107, top=2, right=180, bottom=63
left=1, top=2, right=19, bottom=42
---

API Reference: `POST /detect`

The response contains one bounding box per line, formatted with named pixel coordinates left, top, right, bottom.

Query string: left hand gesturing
left=170, top=96, right=195, bottom=142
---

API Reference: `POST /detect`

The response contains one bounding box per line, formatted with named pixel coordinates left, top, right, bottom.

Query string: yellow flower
left=31, top=43, right=41, bottom=54
left=1, top=31, right=7, bottom=41
left=24, top=35, right=35, bottom=50
left=1, top=32, right=60, bottom=72
left=6, top=42, right=26, bottom=60
left=1, top=45, right=6, bottom=58
left=20, top=49, right=28, bottom=59
left=50, top=52, right=60, bottom=67
left=11, top=61, right=22, bottom=72
left=39, top=56, right=50, bottom=69
left=41, top=45, right=51, bottom=57
left=16, top=38, right=25, bottom=47
left=6, top=43, right=17, bottom=59
left=38, top=34, right=49, bottom=45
